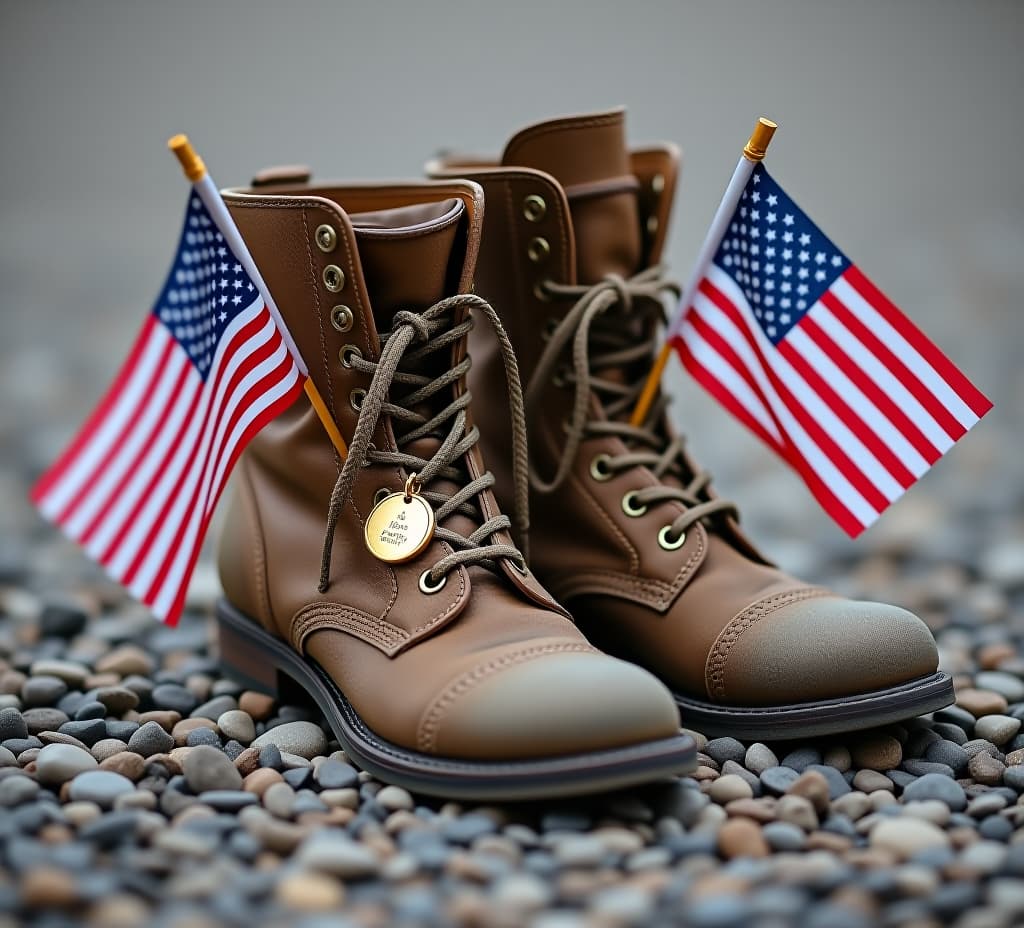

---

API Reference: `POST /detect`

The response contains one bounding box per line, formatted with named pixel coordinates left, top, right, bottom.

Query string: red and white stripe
left=674, top=263, right=992, bottom=536
left=31, top=298, right=304, bottom=624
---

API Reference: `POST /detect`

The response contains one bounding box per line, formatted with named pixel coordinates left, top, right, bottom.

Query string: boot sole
left=673, top=671, right=955, bottom=741
left=216, top=599, right=696, bottom=801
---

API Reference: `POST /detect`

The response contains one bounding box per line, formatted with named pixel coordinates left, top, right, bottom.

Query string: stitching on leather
left=238, top=455, right=274, bottom=628
left=566, top=465, right=639, bottom=573
left=706, top=587, right=832, bottom=700
left=408, top=558, right=467, bottom=636
left=291, top=602, right=409, bottom=653
left=417, top=642, right=595, bottom=753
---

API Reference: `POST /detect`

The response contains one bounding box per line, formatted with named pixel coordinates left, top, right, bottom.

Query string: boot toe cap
left=713, top=595, right=939, bottom=706
left=422, top=649, right=681, bottom=761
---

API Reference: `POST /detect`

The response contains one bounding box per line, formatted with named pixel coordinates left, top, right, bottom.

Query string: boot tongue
left=502, top=109, right=641, bottom=283
left=350, top=198, right=465, bottom=328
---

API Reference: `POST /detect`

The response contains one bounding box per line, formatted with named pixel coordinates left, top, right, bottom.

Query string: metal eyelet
left=508, top=558, right=528, bottom=575
left=418, top=570, right=447, bottom=594
left=621, top=491, right=648, bottom=517
left=315, top=224, right=337, bottom=253
left=523, top=194, right=547, bottom=222
left=658, top=525, right=686, bottom=551
left=339, top=345, right=362, bottom=368
left=373, top=487, right=391, bottom=506
left=651, top=173, right=665, bottom=195
left=646, top=215, right=659, bottom=236
left=533, top=280, right=552, bottom=303
left=527, top=236, right=550, bottom=263
left=589, top=454, right=613, bottom=482
left=323, top=265, right=346, bottom=292
left=330, top=305, right=354, bottom=332
left=349, top=388, right=366, bottom=411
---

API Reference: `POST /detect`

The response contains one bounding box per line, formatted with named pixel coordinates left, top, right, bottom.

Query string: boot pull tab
left=251, top=164, right=312, bottom=187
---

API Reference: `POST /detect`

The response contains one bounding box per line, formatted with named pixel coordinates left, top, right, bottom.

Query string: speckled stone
left=251, top=722, right=327, bottom=760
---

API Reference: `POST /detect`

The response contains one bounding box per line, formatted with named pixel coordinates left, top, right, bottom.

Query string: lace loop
left=525, top=267, right=739, bottom=532
left=318, top=294, right=530, bottom=593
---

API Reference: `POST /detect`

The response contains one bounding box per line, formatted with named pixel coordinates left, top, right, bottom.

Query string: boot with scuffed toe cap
left=428, top=109, right=954, bottom=740
left=214, top=172, right=694, bottom=799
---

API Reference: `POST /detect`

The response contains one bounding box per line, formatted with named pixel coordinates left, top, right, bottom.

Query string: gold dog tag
left=364, top=473, right=435, bottom=564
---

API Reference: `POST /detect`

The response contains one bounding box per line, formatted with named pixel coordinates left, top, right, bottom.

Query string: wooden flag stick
left=168, top=135, right=348, bottom=458
left=629, top=117, right=778, bottom=427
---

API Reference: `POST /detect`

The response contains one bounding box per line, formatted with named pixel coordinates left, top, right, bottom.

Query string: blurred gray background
left=2, top=0, right=1021, bottom=579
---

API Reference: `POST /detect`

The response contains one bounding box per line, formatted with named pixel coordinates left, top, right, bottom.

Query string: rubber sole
left=674, top=671, right=955, bottom=741
left=216, top=599, right=697, bottom=801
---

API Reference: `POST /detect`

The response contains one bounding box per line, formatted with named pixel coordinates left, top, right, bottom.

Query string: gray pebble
left=150, top=683, right=198, bottom=715
left=296, top=830, right=379, bottom=877
left=975, top=714, right=1021, bottom=745
left=183, top=744, right=243, bottom=792
left=251, top=721, right=326, bottom=759
left=216, top=710, right=255, bottom=744
left=35, top=742, right=98, bottom=785
left=781, top=748, right=822, bottom=772
left=0, top=707, right=27, bottom=741
left=0, top=775, right=40, bottom=806
left=68, top=770, right=135, bottom=807
left=705, top=737, right=746, bottom=766
left=902, top=772, right=967, bottom=811
left=761, top=766, right=801, bottom=795
left=923, top=739, right=970, bottom=775
left=190, top=695, right=237, bottom=721
left=59, top=719, right=107, bottom=747
left=127, top=721, right=174, bottom=757
left=21, top=675, right=68, bottom=707
left=763, top=821, right=807, bottom=851
left=744, top=742, right=779, bottom=775
left=314, top=758, right=359, bottom=790
left=197, top=790, right=259, bottom=811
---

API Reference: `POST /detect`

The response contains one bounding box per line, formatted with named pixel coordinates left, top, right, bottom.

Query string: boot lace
left=319, top=293, right=530, bottom=592
left=526, top=267, right=738, bottom=543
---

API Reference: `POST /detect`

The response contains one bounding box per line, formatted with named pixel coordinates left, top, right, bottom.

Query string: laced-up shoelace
left=319, top=294, right=530, bottom=593
left=526, top=267, right=739, bottom=544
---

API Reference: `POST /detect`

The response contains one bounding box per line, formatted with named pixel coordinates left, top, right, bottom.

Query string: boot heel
left=216, top=608, right=281, bottom=696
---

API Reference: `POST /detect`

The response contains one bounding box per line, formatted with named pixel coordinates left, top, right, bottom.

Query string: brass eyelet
left=373, top=487, right=391, bottom=506
left=323, top=265, right=346, bottom=292
left=349, top=388, right=366, bottom=411
left=315, top=224, right=337, bottom=253
left=523, top=194, right=547, bottom=222
left=339, top=345, right=362, bottom=368
left=508, top=558, right=528, bottom=575
left=330, top=305, right=354, bottom=332
left=621, top=491, right=648, bottom=517
left=589, top=454, right=613, bottom=482
left=527, top=236, right=550, bottom=263
left=658, top=525, right=686, bottom=551
left=646, top=215, right=659, bottom=236
left=419, top=570, right=447, bottom=594
left=533, top=280, right=552, bottom=303
left=651, top=173, right=665, bottom=195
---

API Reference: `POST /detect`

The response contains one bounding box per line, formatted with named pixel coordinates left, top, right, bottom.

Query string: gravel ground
left=0, top=419, right=1020, bottom=928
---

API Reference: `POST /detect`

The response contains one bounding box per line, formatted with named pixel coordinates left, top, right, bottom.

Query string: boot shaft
left=217, top=178, right=561, bottom=648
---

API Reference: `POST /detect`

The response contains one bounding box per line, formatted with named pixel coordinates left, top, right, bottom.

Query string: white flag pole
left=630, top=117, right=777, bottom=427
left=168, top=135, right=348, bottom=458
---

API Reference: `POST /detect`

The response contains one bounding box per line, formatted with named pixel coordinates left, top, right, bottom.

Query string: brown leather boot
left=429, top=109, right=954, bottom=740
left=214, top=172, right=695, bottom=799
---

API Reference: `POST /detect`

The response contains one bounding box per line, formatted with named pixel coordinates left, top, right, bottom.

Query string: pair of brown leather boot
left=215, top=109, right=953, bottom=800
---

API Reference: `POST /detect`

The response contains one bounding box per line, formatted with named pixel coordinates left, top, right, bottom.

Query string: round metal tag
left=364, top=491, right=435, bottom=564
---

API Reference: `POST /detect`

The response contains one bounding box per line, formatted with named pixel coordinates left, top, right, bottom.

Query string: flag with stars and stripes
left=31, top=192, right=305, bottom=624
left=672, top=163, right=992, bottom=536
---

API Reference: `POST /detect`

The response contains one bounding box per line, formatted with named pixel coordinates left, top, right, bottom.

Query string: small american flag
left=673, top=163, right=992, bottom=536
left=31, top=191, right=305, bottom=624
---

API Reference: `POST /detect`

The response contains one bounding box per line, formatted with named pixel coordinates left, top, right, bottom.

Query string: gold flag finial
left=168, top=134, right=207, bottom=182
left=742, top=117, right=778, bottom=163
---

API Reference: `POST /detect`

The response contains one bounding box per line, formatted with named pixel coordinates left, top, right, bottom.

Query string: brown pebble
left=86, top=894, right=151, bottom=927
left=22, top=867, right=79, bottom=908
left=243, top=768, right=284, bottom=797
left=39, top=823, right=73, bottom=845
left=0, top=670, right=27, bottom=694
left=275, top=872, right=344, bottom=910
left=724, top=798, right=777, bottom=822
left=787, top=770, right=831, bottom=816
left=775, top=795, right=819, bottom=831
left=977, top=642, right=1017, bottom=671
left=969, top=750, right=1006, bottom=785
left=807, top=831, right=853, bottom=852
left=692, top=765, right=718, bottom=781
left=84, top=673, right=122, bottom=690
left=1005, top=748, right=1024, bottom=766
left=136, top=710, right=181, bottom=730
left=853, top=769, right=895, bottom=793
left=94, top=645, right=155, bottom=677
left=239, top=690, right=276, bottom=721
left=718, top=817, right=770, bottom=859
left=234, top=747, right=260, bottom=777
left=171, top=718, right=218, bottom=746
left=956, top=688, right=1009, bottom=717
left=851, top=734, right=903, bottom=771
left=147, top=753, right=183, bottom=776
left=38, top=732, right=89, bottom=749
left=99, top=752, right=146, bottom=781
